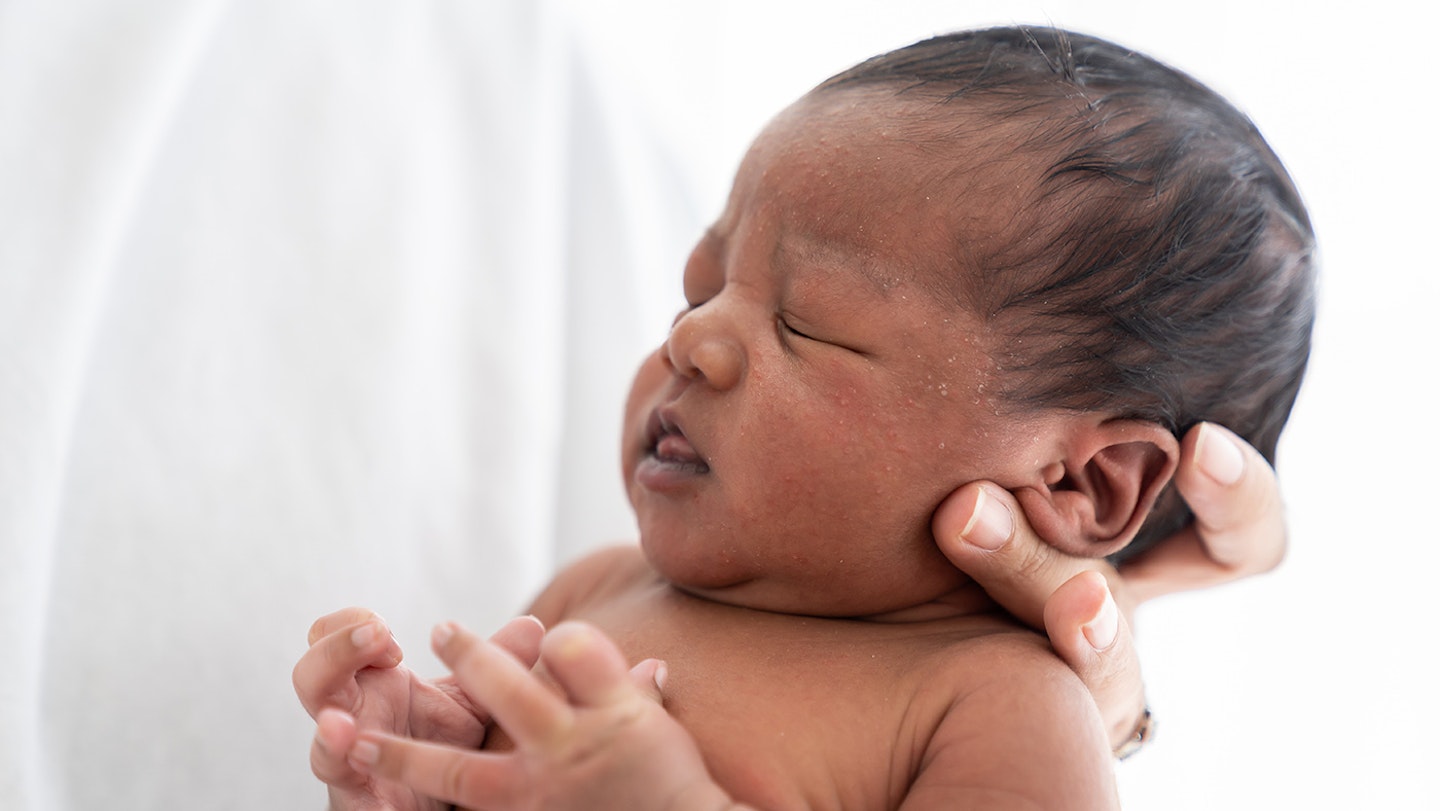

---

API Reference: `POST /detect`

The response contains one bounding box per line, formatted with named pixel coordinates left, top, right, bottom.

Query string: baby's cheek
left=623, top=351, right=669, bottom=421
left=621, top=351, right=667, bottom=444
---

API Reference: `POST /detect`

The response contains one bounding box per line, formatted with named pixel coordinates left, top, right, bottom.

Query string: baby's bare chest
left=560, top=586, right=979, bottom=811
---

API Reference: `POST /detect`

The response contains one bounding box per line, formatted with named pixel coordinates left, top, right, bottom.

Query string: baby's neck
left=669, top=574, right=1002, bottom=625
left=850, top=578, right=1000, bottom=623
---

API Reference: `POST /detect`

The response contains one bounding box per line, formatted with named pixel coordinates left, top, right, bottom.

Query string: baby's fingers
left=628, top=658, right=669, bottom=707
left=431, top=621, right=573, bottom=748
left=487, top=615, right=547, bottom=673
left=542, top=622, right=638, bottom=708
left=307, top=606, right=385, bottom=646
left=294, top=615, right=404, bottom=717
left=348, top=730, right=522, bottom=808
left=310, top=708, right=366, bottom=788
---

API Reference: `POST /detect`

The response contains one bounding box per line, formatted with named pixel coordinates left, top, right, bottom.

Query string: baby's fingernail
left=551, top=623, right=593, bottom=660
left=431, top=622, right=456, bottom=650
left=960, top=487, right=1012, bottom=551
left=348, top=739, right=379, bottom=770
left=350, top=622, right=377, bottom=648
left=383, top=633, right=404, bottom=665
left=654, top=660, right=669, bottom=692
left=1195, top=423, right=1244, bottom=486
left=1082, top=589, right=1119, bottom=652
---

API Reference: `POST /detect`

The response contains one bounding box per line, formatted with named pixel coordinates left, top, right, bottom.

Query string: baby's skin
left=296, top=418, right=1282, bottom=810
left=295, top=71, right=1291, bottom=811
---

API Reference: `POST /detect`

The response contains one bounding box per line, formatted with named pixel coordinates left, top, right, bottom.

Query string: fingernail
left=350, top=622, right=377, bottom=648
left=1082, top=589, right=1119, bottom=652
left=552, top=623, right=591, bottom=661
left=383, top=633, right=404, bottom=666
left=1195, top=423, right=1244, bottom=486
left=654, top=660, right=669, bottom=692
left=348, top=739, right=379, bottom=770
left=431, top=622, right=455, bottom=650
left=960, top=487, right=1012, bottom=551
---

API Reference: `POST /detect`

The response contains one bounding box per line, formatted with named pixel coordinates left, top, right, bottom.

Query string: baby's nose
left=664, top=307, right=745, bottom=391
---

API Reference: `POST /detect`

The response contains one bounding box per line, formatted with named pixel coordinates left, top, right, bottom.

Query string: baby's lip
left=648, top=406, right=708, bottom=468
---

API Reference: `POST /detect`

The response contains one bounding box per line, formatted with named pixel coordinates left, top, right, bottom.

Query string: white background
left=2, top=1, right=1436, bottom=809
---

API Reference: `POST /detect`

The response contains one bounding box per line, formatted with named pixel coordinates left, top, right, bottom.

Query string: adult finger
left=1042, top=572, right=1148, bottom=751
left=294, top=617, right=405, bottom=717
left=1122, top=422, right=1287, bottom=603
left=431, top=621, right=573, bottom=748
left=933, top=482, right=1149, bottom=751
left=933, top=482, right=1126, bottom=630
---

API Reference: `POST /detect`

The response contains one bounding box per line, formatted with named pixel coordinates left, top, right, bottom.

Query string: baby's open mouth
left=648, top=410, right=710, bottom=473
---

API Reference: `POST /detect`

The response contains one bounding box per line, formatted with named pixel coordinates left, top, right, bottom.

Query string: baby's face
left=622, top=90, right=1068, bottom=617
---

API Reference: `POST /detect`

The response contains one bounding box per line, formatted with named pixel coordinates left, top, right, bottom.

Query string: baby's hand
left=293, top=607, right=544, bottom=811
left=335, top=620, right=745, bottom=811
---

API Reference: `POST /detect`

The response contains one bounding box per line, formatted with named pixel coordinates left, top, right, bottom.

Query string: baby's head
left=622, top=27, right=1314, bottom=616
left=815, top=27, right=1316, bottom=560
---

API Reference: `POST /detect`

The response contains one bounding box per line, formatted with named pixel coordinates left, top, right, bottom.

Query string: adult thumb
left=933, top=482, right=1106, bottom=630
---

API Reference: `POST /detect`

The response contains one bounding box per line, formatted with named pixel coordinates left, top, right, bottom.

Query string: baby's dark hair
left=819, top=27, right=1316, bottom=560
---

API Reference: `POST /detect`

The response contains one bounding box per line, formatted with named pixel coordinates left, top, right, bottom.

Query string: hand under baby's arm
left=337, top=619, right=756, bottom=811
left=293, top=608, right=544, bottom=811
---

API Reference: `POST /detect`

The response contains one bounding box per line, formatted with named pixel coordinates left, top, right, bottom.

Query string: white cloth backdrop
left=2, top=1, right=1436, bottom=809
left=0, top=2, right=690, bottom=807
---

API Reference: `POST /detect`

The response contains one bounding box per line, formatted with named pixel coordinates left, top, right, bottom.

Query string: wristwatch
left=1114, top=706, right=1156, bottom=761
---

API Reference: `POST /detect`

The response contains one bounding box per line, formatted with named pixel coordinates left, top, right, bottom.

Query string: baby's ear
left=1012, top=420, right=1179, bottom=559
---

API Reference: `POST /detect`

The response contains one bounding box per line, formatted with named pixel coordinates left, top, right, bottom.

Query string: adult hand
left=294, top=608, right=545, bottom=810
left=932, top=422, right=1285, bottom=751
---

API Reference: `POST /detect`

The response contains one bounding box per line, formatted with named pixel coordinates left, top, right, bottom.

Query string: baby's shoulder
left=900, top=624, right=1117, bottom=807
left=898, top=619, right=1075, bottom=700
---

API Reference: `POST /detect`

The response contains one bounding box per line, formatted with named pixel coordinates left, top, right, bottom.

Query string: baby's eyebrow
left=772, top=231, right=904, bottom=298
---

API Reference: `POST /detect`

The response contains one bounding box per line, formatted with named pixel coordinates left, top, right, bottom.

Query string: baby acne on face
left=621, top=90, right=1069, bottom=617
